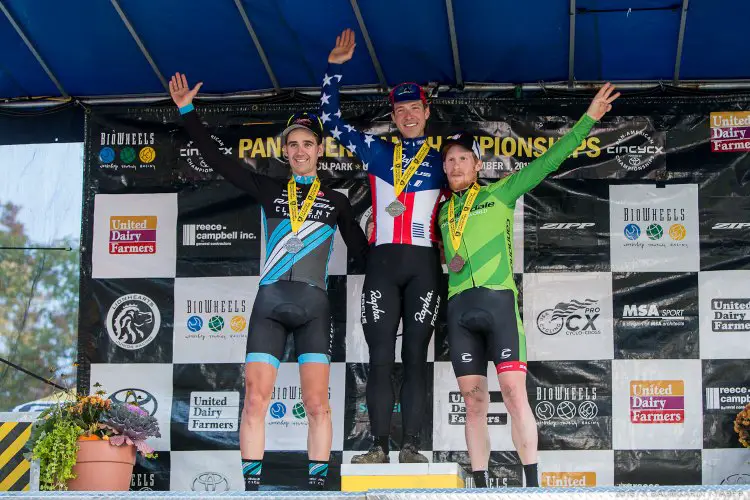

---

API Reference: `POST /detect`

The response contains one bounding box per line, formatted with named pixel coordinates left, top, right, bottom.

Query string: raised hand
left=169, top=72, right=203, bottom=108
left=328, top=28, right=356, bottom=64
left=586, top=82, right=620, bottom=121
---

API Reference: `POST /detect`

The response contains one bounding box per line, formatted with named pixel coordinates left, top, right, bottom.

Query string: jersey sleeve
left=490, top=113, right=596, bottom=204
left=334, top=192, right=369, bottom=268
left=181, top=109, right=272, bottom=199
left=320, top=62, right=387, bottom=171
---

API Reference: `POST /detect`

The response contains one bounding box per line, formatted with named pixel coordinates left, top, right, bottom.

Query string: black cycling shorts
left=447, top=287, right=527, bottom=377
left=245, top=281, right=331, bottom=367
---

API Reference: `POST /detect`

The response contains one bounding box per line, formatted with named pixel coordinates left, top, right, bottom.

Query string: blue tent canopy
left=1, top=0, right=748, bottom=101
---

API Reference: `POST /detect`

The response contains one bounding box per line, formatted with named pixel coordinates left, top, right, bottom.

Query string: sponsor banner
left=699, top=196, right=750, bottom=271
left=612, top=359, right=702, bottom=449
left=345, top=275, right=436, bottom=363
left=131, top=452, right=171, bottom=491
left=188, top=392, right=240, bottom=433
left=524, top=272, right=614, bottom=361
left=537, top=450, right=614, bottom=487
left=702, top=448, right=750, bottom=485
left=433, top=451, right=523, bottom=487
left=699, top=270, right=750, bottom=359
left=702, top=359, right=750, bottom=449
left=90, top=117, right=173, bottom=190
left=169, top=450, right=243, bottom=492
left=710, top=112, right=750, bottom=153
left=172, top=277, right=258, bottom=364
left=528, top=361, right=612, bottom=450
left=523, top=181, right=610, bottom=272
left=344, top=363, right=433, bottom=452
left=88, top=279, right=174, bottom=364
left=614, top=450, right=702, bottom=486
left=89, top=363, right=173, bottom=451
left=170, top=363, right=244, bottom=451
left=613, top=272, right=699, bottom=359
left=506, top=118, right=665, bottom=179
left=176, top=183, right=261, bottom=277
left=265, top=363, right=345, bottom=451
left=92, top=194, right=178, bottom=278
left=432, top=362, right=513, bottom=452
left=609, top=184, right=699, bottom=272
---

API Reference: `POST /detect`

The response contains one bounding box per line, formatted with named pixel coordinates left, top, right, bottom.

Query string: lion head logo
left=106, top=294, right=161, bottom=350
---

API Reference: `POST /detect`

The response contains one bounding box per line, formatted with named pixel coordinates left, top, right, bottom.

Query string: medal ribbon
left=287, top=176, right=321, bottom=233
left=393, top=140, right=431, bottom=196
left=448, top=182, right=480, bottom=251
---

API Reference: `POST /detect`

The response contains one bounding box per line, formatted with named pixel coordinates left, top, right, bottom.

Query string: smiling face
left=391, top=100, right=430, bottom=139
left=282, top=128, right=323, bottom=177
left=443, top=144, right=482, bottom=192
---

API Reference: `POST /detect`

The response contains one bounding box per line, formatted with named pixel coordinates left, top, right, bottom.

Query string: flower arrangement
left=734, top=403, right=750, bottom=448
left=25, top=384, right=161, bottom=491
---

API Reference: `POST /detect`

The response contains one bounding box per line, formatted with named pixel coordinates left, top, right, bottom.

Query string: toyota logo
left=192, top=472, right=229, bottom=492
left=110, top=388, right=158, bottom=416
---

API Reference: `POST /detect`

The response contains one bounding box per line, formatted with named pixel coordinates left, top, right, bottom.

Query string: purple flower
left=126, top=404, right=148, bottom=417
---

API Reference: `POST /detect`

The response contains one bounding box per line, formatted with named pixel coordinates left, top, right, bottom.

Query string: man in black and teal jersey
left=437, top=83, right=619, bottom=488
left=169, top=73, right=369, bottom=490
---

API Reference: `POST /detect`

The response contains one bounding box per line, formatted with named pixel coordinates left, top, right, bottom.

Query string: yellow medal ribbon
left=287, top=176, right=321, bottom=233
left=393, top=140, right=431, bottom=196
left=448, top=182, right=480, bottom=251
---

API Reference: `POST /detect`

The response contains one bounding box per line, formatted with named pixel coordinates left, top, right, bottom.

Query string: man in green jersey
left=437, top=83, right=619, bottom=488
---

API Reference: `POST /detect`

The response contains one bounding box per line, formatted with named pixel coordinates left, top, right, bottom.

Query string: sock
left=402, top=433, right=420, bottom=449
left=523, top=463, right=539, bottom=487
left=375, top=435, right=390, bottom=453
left=242, top=459, right=262, bottom=491
left=472, top=470, right=489, bottom=488
left=308, top=460, right=329, bottom=490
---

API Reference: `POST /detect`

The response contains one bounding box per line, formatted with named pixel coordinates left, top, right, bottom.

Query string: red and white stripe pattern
left=369, top=174, right=442, bottom=247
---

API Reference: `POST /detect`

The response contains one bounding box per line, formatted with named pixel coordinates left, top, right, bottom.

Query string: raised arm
left=492, top=83, right=620, bottom=204
left=321, top=29, right=386, bottom=169
left=170, top=73, right=271, bottom=198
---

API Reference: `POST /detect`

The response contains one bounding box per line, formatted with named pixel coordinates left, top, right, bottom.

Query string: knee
left=243, top=387, right=272, bottom=419
left=302, top=394, right=331, bottom=422
left=462, top=389, right=488, bottom=418
left=499, top=381, right=527, bottom=413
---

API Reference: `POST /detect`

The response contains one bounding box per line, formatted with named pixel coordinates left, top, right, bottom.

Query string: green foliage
left=0, top=201, right=79, bottom=410
left=26, top=387, right=161, bottom=490
left=30, top=411, right=80, bottom=491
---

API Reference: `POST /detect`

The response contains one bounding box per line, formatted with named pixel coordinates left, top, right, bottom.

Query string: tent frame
left=2, top=0, right=749, bottom=109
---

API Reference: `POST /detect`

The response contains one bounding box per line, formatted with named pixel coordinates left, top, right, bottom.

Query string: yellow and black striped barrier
left=0, top=421, right=32, bottom=491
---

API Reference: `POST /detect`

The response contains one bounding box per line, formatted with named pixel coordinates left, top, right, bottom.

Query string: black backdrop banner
left=78, top=94, right=750, bottom=491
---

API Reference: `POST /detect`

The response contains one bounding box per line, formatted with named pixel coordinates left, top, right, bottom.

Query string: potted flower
left=25, top=383, right=160, bottom=491
left=734, top=402, right=750, bottom=448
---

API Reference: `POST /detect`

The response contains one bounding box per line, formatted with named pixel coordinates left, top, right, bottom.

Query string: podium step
left=341, top=463, right=465, bottom=492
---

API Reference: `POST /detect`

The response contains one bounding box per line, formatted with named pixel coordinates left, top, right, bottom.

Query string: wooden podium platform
left=340, top=463, right=466, bottom=492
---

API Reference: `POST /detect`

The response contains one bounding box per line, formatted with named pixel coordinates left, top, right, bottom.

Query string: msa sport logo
left=541, top=223, right=595, bottom=230
left=712, top=223, right=750, bottom=229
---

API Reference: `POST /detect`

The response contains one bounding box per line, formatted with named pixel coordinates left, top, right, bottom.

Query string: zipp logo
left=540, top=223, right=595, bottom=230
left=461, top=353, right=472, bottom=363
left=712, top=223, right=750, bottom=229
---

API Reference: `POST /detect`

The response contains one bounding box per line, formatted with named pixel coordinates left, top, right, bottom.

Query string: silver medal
left=285, top=236, right=304, bottom=254
left=385, top=200, right=406, bottom=217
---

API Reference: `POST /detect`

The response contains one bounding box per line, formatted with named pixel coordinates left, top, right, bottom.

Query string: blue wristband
left=179, top=103, right=194, bottom=115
